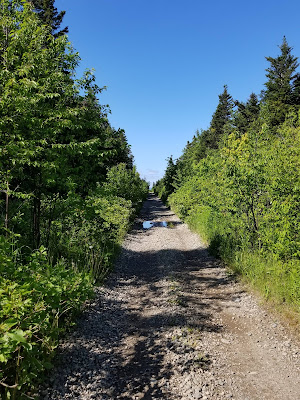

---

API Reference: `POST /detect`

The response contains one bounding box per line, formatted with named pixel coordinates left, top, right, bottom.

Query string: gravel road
left=41, top=194, right=300, bottom=399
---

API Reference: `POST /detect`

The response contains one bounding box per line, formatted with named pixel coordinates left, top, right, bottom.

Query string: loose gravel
left=40, top=194, right=300, bottom=399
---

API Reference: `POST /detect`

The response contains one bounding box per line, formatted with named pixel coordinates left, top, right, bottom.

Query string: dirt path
left=42, top=194, right=300, bottom=399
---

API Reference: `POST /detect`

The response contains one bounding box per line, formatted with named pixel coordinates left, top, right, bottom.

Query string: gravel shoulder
left=41, top=194, right=300, bottom=400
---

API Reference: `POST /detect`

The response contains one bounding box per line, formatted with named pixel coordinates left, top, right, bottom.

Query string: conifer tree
left=233, top=93, right=260, bottom=134
left=30, top=0, right=68, bottom=36
left=163, top=156, right=177, bottom=197
left=208, top=85, right=234, bottom=148
left=264, top=36, right=299, bottom=105
left=291, top=73, right=300, bottom=105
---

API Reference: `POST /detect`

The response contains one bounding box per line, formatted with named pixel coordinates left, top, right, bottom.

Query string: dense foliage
left=30, top=0, right=68, bottom=37
left=0, top=1, right=148, bottom=398
left=155, top=37, right=300, bottom=314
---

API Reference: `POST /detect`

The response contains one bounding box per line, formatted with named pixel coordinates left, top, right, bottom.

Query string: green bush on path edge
left=0, top=171, right=148, bottom=400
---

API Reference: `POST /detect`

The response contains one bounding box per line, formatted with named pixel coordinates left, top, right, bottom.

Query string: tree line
left=0, top=1, right=148, bottom=398
left=154, top=37, right=300, bottom=315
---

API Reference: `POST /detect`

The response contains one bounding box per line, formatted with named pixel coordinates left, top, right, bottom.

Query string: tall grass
left=185, top=207, right=300, bottom=312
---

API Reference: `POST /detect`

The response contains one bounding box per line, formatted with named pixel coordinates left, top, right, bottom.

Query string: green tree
left=153, top=156, right=177, bottom=203
left=264, top=36, right=299, bottom=105
left=101, top=163, right=148, bottom=209
left=291, top=73, right=300, bottom=105
left=174, top=130, right=209, bottom=186
left=0, top=1, right=78, bottom=245
left=0, top=1, right=137, bottom=249
left=233, top=93, right=260, bottom=134
left=30, top=0, right=68, bottom=36
left=208, top=85, right=234, bottom=148
left=163, top=156, right=177, bottom=196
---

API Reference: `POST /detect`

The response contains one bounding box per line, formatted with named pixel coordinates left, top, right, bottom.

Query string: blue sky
left=57, top=0, right=300, bottom=184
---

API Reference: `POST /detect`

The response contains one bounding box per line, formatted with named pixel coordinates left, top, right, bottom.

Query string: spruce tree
left=163, top=156, right=177, bottom=197
left=233, top=93, right=260, bottom=134
left=30, top=0, right=68, bottom=36
left=291, top=73, right=300, bottom=105
left=208, top=85, right=234, bottom=148
left=264, top=36, right=299, bottom=105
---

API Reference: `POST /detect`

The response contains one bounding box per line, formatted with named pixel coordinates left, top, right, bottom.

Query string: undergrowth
left=0, top=164, right=148, bottom=399
left=0, top=236, right=93, bottom=399
left=180, top=206, right=300, bottom=316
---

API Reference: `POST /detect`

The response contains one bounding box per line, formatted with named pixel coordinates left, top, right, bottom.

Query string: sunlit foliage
left=158, top=37, right=300, bottom=315
left=0, top=2, right=148, bottom=398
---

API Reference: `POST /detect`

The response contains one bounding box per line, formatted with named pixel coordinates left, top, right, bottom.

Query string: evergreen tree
left=264, top=36, right=299, bottom=105
left=209, top=85, right=234, bottom=148
left=163, top=156, right=176, bottom=194
left=30, top=0, right=68, bottom=36
left=159, top=155, right=177, bottom=201
left=291, top=73, right=300, bottom=105
left=233, top=93, right=260, bottom=134
left=174, top=129, right=209, bottom=184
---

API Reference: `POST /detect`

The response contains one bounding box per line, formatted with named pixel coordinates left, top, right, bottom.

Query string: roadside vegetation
left=0, top=1, right=148, bottom=398
left=154, top=37, right=300, bottom=318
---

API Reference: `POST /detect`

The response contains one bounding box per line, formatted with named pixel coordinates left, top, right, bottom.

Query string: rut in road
left=42, top=194, right=300, bottom=400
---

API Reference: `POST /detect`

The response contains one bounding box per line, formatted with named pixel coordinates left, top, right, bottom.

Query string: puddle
left=143, top=221, right=168, bottom=229
left=143, top=221, right=154, bottom=229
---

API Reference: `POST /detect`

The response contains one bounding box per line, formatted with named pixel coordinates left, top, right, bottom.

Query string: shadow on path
left=42, top=194, right=244, bottom=399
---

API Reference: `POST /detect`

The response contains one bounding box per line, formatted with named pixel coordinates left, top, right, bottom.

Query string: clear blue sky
left=57, top=0, right=300, bottom=185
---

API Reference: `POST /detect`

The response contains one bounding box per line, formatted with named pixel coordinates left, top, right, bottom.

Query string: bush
left=168, top=116, right=300, bottom=310
left=0, top=164, right=148, bottom=399
left=101, top=163, right=148, bottom=213
left=47, top=164, right=148, bottom=281
left=47, top=191, right=132, bottom=281
left=0, top=235, right=93, bottom=399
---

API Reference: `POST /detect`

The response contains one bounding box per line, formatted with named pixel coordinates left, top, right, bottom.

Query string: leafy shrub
left=101, top=163, right=148, bottom=212
left=0, top=162, right=148, bottom=399
left=47, top=164, right=148, bottom=281
left=168, top=114, right=300, bottom=310
left=0, top=235, right=93, bottom=399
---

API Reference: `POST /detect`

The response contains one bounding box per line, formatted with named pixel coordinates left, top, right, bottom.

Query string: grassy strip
left=184, top=208, right=300, bottom=317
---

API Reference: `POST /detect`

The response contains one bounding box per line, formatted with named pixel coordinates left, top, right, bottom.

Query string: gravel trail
left=41, top=194, right=300, bottom=399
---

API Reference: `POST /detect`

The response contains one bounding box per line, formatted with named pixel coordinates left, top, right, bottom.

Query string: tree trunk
left=33, top=174, right=42, bottom=249
left=45, top=194, right=58, bottom=248
left=5, top=181, right=9, bottom=234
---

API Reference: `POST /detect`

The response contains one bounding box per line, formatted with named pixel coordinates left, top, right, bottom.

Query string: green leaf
left=7, top=330, right=28, bottom=344
left=2, top=319, right=19, bottom=330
